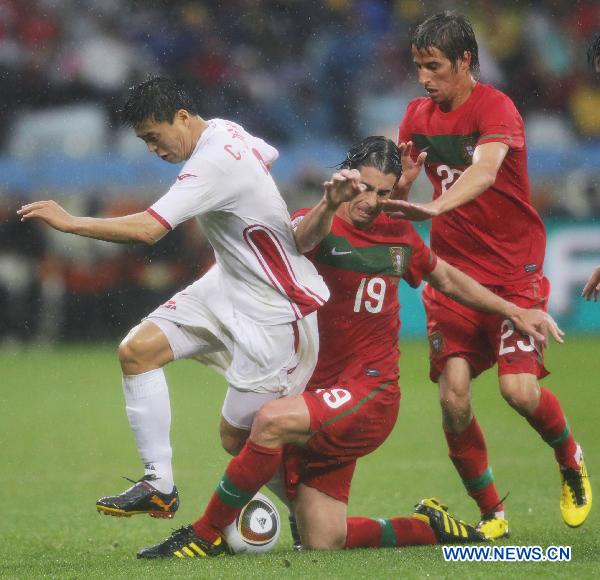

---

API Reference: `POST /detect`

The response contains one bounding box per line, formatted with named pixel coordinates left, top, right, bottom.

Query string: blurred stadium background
left=1, top=0, right=599, bottom=344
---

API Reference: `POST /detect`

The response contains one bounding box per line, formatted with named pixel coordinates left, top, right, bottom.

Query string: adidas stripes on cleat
left=96, top=474, right=179, bottom=519
left=413, top=498, right=486, bottom=543
left=137, top=525, right=228, bottom=559
left=476, top=512, right=510, bottom=540
left=560, top=456, right=592, bottom=528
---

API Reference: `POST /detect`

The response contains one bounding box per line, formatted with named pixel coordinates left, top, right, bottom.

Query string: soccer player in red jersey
left=384, top=12, right=592, bottom=538
left=582, top=34, right=600, bottom=298
left=137, top=137, right=562, bottom=558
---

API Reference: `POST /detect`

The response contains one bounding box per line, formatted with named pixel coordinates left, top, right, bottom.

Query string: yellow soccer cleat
left=476, top=513, right=510, bottom=540
left=560, top=457, right=592, bottom=527
left=413, top=498, right=487, bottom=543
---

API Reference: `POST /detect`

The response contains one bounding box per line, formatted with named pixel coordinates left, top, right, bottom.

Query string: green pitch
left=2, top=337, right=598, bottom=579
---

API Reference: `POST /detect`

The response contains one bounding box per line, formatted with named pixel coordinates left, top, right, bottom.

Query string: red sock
left=345, top=517, right=436, bottom=548
left=526, top=387, right=578, bottom=470
left=192, top=440, right=282, bottom=542
left=445, top=417, right=503, bottom=515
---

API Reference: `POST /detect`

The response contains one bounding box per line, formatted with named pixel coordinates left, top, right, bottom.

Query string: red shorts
left=423, top=276, right=550, bottom=383
left=283, top=373, right=400, bottom=504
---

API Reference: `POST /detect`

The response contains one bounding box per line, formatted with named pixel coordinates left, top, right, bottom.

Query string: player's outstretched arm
left=382, top=142, right=508, bottom=220
left=582, top=266, right=600, bottom=301
left=293, top=169, right=365, bottom=253
left=17, top=200, right=168, bottom=245
left=426, top=259, right=564, bottom=345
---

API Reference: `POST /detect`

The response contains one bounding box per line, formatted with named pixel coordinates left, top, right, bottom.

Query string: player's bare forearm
left=294, top=169, right=364, bottom=253
left=18, top=200, right=167, bottom=245
left=426, top=260, right=564, bottom=344
left=434, top=142, right=509, bottom=214
left=293, top=197, right=337, bottom=254
left=427, top=260, right=509, bottom=315
left=69, top=213, right=168, bottom=244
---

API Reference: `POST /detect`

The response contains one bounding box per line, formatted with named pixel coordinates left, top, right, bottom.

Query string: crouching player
left=137, top=137, right=563, bottom=557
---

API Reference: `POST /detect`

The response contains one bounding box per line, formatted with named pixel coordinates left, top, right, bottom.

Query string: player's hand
left=17, top=200, right=76, bottom=233
left=399, top=141, right=427, bottom=184
left=582, top=266, right=600, bottom=301
left=510, top=308, right=564, bottom=347
left=323, top=169, right=365, bottom=209
left=381, top=198, right=441, bottom=221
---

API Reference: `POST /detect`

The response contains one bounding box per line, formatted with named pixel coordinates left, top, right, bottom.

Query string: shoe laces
left=164, top=526, right=197, bottom=549
left=562, top=467, right=585, bottom=505
left=481, top=492, right=510, bottom=521
left=122, top=474, right=159, bottom=485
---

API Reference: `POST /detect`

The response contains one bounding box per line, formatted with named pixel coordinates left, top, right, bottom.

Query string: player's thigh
left=226, top=311, right=318, bottom=396
left=221, top=387, right=281, bottom=432
left=294, top=483, right=348, bottom=550
left=486, top=278, right=550, bottom=381
left=423, top=285, right=494, bottom=383
left=304, top=378, right=399, bottom=459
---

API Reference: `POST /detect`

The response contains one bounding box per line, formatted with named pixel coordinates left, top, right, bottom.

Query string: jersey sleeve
left=148, top=160, right=230, bottom=229
left=290, top=207, right=311, bottom=229
left=290, top=207, right=319, bottom=260
left=246, top=134, right=279, bottom=165
left=403, top=226, right=437, bottom=288
left=476, top=91, right=525, bottom=151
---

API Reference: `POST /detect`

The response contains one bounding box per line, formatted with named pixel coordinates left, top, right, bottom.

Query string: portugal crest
left=459, top=134, right=478, bottom=165
left=428, top=331, right=444, bottom=358
left=389, top=247, right=408, bottom=275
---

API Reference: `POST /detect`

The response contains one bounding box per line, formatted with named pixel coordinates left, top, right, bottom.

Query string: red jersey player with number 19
left=386, top=11, right=591, bottom=538
left=136, top=138, right=562, bottom=558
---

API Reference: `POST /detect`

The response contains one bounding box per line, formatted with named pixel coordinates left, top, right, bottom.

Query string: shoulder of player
left=405, top=96, right=433, bottom=117
left=475, top=82, right=519, bottom=113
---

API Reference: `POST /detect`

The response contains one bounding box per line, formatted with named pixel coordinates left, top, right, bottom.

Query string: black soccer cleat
left=96, top=474, right=179, bottom=519
left=413, top=498, right=487, bottom=543
left=137, top=525, right=228, bottom=559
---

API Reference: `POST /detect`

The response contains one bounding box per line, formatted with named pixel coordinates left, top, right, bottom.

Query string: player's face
left=346, top=166, right=397, bottom=228
left=135, top=110, right=196, bottom=163
left=411, top=45, right=471, bottom=110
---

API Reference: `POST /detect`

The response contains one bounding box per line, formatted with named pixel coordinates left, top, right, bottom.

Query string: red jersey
left=292, top=210, right=437, bottom=388
left=398, top=82, right=546, bottom=286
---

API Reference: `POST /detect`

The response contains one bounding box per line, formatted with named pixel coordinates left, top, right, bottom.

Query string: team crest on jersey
left=458, top=135, right=477, bottom=165
left=428, top=331, right=444, bottom=358
left=389, top=247, right=408, bottom=275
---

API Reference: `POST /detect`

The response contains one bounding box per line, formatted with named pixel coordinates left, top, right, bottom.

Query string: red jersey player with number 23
left=386, top=11, right=592, bottom=539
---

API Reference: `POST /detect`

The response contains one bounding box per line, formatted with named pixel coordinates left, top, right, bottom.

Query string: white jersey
left=149, top=118, right=329, bottom=324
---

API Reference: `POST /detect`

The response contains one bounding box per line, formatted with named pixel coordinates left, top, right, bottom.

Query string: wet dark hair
left=122, top=76, right=198, bottom=129
left=411, top=11, right=479, bottom=75
left=338, top=136, right=402, bottom=177
left=588, top=34, right=600, bottom=69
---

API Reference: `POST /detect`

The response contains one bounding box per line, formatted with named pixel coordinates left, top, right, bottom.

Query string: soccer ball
left=223, top=492, right=281, bottom=554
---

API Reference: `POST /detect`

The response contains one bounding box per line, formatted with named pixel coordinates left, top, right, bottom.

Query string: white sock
left=122, top=368, right=174, bottom=494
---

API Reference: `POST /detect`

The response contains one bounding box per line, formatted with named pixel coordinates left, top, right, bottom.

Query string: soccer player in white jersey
left=18, top=76, right=329, bottom=518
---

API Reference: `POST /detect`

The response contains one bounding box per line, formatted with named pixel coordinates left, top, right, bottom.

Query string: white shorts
left=146, top=267, right=320, bottom=428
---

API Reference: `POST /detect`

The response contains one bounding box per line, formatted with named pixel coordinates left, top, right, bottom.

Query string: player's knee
left=118, top=334, right=149, bottom=372
left=440, top=385, right=471, bottom=416
left=500, top=378, right=540, bottom=415
left=118, top=328, right=165, bottom=374
left=251, top=401, right=288, bottom=445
